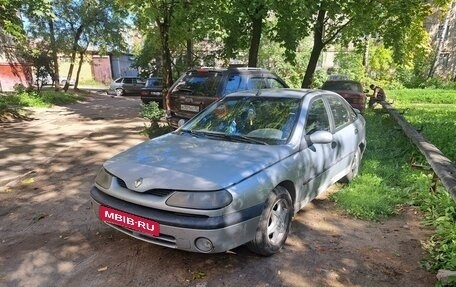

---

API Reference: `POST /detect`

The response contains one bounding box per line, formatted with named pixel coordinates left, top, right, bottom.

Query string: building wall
left=0, top=63, right=32, bottom=92
left=425, top=2, right=456, bottom=79
left=110, top=55, right=138, bottom=79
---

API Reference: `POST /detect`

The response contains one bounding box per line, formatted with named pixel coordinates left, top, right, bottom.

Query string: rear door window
left=327, top=95, right=353, bottom=130
left=123, top=78, right=133, bottom=84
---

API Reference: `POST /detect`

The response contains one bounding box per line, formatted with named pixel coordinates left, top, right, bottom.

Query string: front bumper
left=90, top=187, right=262, bottom=253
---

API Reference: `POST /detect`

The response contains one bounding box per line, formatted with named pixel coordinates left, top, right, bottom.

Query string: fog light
left=195, top=237, right=214, bottom=253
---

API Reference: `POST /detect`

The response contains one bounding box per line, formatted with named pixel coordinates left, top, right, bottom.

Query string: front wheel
left=247, top=186, right=293, bottom=256
left=115, top=88, right=124, bottom=97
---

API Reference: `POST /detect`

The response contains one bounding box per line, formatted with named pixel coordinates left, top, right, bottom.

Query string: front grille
left=116, top=177, right=173, bottom=197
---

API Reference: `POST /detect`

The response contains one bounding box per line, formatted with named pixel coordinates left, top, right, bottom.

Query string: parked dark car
left=108, top=77, right=145, bottom=97
left=165, top=67, right=288, bottom=128
left=140, top=77, right=163, bottom=107
left=321, top=80, right=367, bottom=112
left=90, top=88, right=366, bottom=255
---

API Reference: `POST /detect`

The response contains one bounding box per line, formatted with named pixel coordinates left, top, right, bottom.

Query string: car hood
left=104, top=133, right=295, bottom=192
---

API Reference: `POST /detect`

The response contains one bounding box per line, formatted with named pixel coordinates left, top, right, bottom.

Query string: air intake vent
left=144, top=189, right=174, bottom=197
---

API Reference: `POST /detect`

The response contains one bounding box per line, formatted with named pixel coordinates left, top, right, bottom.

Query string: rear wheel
left=341, top=146, right=361, bottom=183
left=247, top=186, right=293, bottom=256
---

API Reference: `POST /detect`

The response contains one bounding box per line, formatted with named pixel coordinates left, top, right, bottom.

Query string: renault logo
left=134, top=177, right=143, bottom=188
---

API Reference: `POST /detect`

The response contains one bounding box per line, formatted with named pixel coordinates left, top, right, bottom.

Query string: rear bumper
left=90, top=187, right=262, bottom=253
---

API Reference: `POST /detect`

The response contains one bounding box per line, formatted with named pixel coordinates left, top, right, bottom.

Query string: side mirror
left=306, top=130, right=333, bottom=145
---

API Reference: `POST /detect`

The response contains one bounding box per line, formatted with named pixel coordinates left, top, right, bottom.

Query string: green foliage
left=418, top=188, right=456, bottom=271
left=334, top=50, right=366, bottom=82
left=331, top=109, right=429, bottom=220
left=334, top=88, right=456, bottom=271
left=388, top=89, right=456, bottom=163
left=139, top=101, right=164, bottom=123
left=0, top=90, right=81, bottom=109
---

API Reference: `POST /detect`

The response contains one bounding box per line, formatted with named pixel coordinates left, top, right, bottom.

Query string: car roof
left=323, top=79, right=361, bottom=84
left=224, top=88, right=330, bottom=100
left=186, top=67, right=274, bottom=74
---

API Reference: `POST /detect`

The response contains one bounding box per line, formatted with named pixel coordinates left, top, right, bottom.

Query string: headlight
left=166, top=190, right=233, bottom=210
left=95, top=167, right=113, bottom=189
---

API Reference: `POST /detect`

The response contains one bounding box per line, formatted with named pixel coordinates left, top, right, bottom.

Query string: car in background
left=321, top=80, right=367, bottom=112
left=166, top=67, right=288, bottom=128
left=90, top=88, right=366, bottom=256
left=140, top=77, right=163, bottom=107
left=108, top=77, right=145, bottom=97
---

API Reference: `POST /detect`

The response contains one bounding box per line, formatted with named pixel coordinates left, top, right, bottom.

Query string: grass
left=331, top=109, right=431, bottom=220
left=332, top=88, right=456, bottom=272
left=0, top=89, right=82, bottom=109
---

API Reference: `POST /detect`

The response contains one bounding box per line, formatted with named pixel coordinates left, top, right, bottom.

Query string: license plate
left=99, top=205, right=159, bottom=237
left=181, top=104, right=199, bottom=112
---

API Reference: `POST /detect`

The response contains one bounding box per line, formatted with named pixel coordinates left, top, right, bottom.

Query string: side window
left=115, top=78, right=122, bottom=83
left=266, top=78, right=286, bottom=88
left=223, top=75, right=242, bottom=95
left=123, top=78, right=133, bottom=84
left=327, top=95, right=352, bottom=129
left=305, top=98, right=330, bottom=134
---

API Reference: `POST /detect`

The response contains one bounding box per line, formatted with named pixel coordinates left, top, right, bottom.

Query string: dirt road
left=0, top=92, right=436, bottom=287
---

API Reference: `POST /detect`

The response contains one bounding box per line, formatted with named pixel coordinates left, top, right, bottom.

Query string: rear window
left=172, top=71, right=222, bottom=97
left=322, top=81, right=363, bottom=93
left=146, top=78, right=162, bottom=88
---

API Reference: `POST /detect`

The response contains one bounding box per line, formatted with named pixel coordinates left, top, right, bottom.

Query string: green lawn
left=333, top=88, right=456, bottom=272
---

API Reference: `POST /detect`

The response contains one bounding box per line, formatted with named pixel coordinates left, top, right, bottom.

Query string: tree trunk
left=186, top=38, right=192, bottom=68
left=301, top=9, right=326, bottom=88
left=64, top=25, right=83, bottom=92
left=157, top=3, right=174, bottom=110
left=74, top=49, right=85, bottom=89
left=248, top=9, right=263, bottom=67
left=48, top=19, right=60, bottom=91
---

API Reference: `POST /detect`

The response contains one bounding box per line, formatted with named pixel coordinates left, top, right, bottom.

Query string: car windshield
left=322, top=81, right=363, bottom=93
left=180, top=96, right=301, bottom=144
left=172, top=71, right=222, bottom=97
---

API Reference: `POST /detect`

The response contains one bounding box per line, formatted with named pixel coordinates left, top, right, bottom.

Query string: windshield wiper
left=177, top=129, right=206, bottom=138
left=205, top=132, right=268, bottom=145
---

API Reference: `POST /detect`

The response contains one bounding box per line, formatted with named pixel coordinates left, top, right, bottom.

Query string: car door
left=296, top=96, right=334, bottom=206
left=325, top=94, right=359, bottom=181
left=122, top=77, right=134, bottom=93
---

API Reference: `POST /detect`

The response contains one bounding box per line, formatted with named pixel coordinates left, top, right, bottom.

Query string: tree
left=0, top=0, right=51, bottom=39
left=23, top=0, right=127, bottom=91
left=271, top=0, right=449, bottom=88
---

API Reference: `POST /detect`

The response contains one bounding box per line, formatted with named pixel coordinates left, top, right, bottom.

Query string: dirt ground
left=0, top=92, right=437, bottom=287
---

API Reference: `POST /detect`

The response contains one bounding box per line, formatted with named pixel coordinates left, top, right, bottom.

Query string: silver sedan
left=90, top=88, right=366, bottom=256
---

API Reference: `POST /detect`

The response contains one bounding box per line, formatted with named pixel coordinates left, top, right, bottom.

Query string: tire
left=247, top=186, right=293, bottom=256
left=115, top=88, right=124, bottom=97
left=341, top=146, right=361, bottom=183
